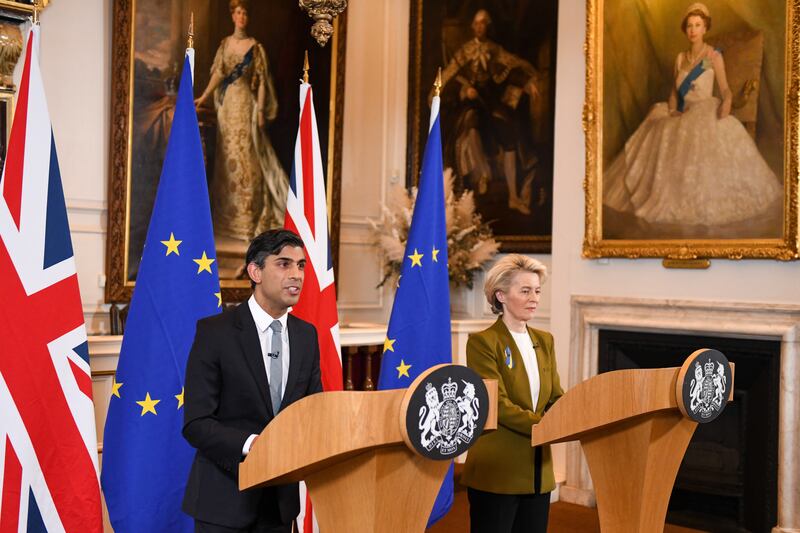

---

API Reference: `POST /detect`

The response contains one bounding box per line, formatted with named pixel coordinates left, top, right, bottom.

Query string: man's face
left=247, top=245, right=306, bottom=316
left=472, top=12, right=489, bottom=39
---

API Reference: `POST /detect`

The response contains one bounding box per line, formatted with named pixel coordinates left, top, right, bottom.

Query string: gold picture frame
left=406, top=0, right=559, bottom=253
left=583, top=0, right=799, bottom=260
left=0, top=0, right=50, bottom=15
left=105, top=0, right=346, bottom=302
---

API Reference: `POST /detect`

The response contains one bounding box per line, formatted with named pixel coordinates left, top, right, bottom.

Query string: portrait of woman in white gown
left=195, top=0, right=288, bottom=245
left=603, top=3, right=783, bottom=239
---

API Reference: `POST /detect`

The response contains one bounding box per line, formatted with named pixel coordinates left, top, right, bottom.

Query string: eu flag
left=100, top=55, right=221, bottom=532
left=377, top=94, right=453, bottom=525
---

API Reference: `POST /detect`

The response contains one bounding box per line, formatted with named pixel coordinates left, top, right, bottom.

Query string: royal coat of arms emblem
left=677, top=349, right=732, bottom=423
left=418, top=378, right=481, bottom=455
left=688, top=358, right=727, bottom=419
left=403, top=365, right=490, bottom=459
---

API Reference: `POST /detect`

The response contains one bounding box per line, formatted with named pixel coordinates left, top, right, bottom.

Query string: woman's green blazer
left=461, top=318, right=564, bottom=494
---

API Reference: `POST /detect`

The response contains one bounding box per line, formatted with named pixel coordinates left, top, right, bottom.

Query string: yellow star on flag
left=193, top=251, right=215, bottom=274
left=408, top=248, right=423, bottom=267
left=432, top=245, right=440, bottom=262
left=111, top=379, right=123, bottom=398
left=160, top=233, right=182, bottom=256
left=396, top=359, right=411, bottom=378
left=383, top=337, right=396, bottom=353
left=175, top=387, right=185, bottom=409
left=136, top=393, right=161, bottom=416
left=214, top=292, right=222, bottom=307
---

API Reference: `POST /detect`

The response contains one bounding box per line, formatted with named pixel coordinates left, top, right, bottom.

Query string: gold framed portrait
left=105, top=0, right=346, bottom=303
left=407, top=0, right=559, bottom=253
left=583, top=0, right=799, bottom=260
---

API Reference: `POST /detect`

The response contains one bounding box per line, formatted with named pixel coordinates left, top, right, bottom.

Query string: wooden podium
left=532, top=349, right=734, bottom=532
left=240, top=365, right=498, bottom=533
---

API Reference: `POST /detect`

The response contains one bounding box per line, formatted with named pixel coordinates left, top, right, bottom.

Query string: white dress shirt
left=243, top=295, right=291, bottom=456
left=510, top=329, right=541, bottom=410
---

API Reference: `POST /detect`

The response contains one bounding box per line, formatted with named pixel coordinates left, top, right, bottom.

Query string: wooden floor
left=427, top=483, right=705, bottom=533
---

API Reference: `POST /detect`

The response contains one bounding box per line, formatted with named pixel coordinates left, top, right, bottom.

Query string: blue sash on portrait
left=219, top=45, right=254, bottom=103
left=677, top=49, right=719, bottom=112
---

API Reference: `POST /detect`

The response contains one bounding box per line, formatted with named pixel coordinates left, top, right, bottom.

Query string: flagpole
left=303, top=50, right=310, bottom=84
left=186, top=13, right=195, bottom=83
left=187, top=12, right=194, bottom=49
left=32, top=0, right=40, bottom=24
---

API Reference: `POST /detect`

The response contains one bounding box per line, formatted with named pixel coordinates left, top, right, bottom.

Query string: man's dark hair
left=245, top=229, right=305, bottom=287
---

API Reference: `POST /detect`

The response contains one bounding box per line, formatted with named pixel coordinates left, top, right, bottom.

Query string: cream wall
left=40, top=0, right=111, bottom=333
left=40, top=0, right=800, bottom=490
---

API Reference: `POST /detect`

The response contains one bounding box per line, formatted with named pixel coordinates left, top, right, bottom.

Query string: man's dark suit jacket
left=182, top=302, right=322, bottom=528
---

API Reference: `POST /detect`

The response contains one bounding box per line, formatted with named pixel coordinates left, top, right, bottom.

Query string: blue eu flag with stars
left=377, top=95, right=453, bottom=526
left=101, top=54, right=221, bottom=533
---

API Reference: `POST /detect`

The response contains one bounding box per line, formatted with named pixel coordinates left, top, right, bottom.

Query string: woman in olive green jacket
left=461, top=254, right=563, bottom=533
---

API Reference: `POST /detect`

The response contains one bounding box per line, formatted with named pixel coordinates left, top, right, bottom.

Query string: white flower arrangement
left=370, top=168, right=500, bottom=289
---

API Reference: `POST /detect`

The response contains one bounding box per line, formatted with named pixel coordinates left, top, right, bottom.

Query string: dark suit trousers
left=467, top=488, right=550, bottom=533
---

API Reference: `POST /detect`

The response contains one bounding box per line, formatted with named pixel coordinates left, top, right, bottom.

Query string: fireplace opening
left=598, top=329, right=779, bottom=533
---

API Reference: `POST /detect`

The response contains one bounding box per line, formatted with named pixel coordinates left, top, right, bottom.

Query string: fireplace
left=598, top=329, right=780, bottom=532
left=560, top=296, right=800, bottom=533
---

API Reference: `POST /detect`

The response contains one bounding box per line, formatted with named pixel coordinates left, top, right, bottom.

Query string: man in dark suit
left=182, top=229, right=323, bottom=532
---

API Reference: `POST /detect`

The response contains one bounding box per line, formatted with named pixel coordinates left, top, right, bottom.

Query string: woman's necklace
left=686, top=44, right=706, bottom=67
left=232, top=28, right=248, bottom=40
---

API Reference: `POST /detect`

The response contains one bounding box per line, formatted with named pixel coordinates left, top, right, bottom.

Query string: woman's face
left=684, top=15, right=707, bottom=44
left=232, top=6, right=249, bottom=30
left=497, top=271, right=541, bottom=324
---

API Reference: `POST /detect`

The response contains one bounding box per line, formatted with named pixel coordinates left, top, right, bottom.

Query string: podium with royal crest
left=239, top=364, right=497, bottom=532
left=532, top=349, right=734, bottom=532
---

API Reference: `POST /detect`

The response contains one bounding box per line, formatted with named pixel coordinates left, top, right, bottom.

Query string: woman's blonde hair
left=483, top=254, right=548, bottom=315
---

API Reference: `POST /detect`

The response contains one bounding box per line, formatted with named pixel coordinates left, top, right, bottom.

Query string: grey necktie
left=268, top=320, right=283, bottom=414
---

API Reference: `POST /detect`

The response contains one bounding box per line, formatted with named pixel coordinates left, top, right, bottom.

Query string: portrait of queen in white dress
left=603, top=3, right=783, bottom=238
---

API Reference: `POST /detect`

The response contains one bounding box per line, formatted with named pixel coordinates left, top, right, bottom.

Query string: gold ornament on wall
left=298, top=0, right=347, bottom=47
left=0, top=22, right=22, bottom=90
left=0, top=0, right=50, bottom=17
left=0, top=0, right=51, bottom=91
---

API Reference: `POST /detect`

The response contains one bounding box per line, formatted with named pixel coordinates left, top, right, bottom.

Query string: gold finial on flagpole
left=303, top=50, right=310, bottom=84
left=434, top=67, right=442, bottom=97
left=188, top=12, right=195, bottom=49
left=33, top=0, right=41, bottom=24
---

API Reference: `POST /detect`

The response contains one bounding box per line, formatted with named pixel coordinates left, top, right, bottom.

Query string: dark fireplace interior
left=598, top=330, right=780, bottom=533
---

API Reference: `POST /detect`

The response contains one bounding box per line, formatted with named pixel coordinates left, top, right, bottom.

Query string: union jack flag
left=0, top=26, right=102, bottom=533
left=284, top=80, right=342, bottom=533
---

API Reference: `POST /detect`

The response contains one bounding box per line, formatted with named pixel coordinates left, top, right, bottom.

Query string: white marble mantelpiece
left=561, top=296, right=800, bottom=533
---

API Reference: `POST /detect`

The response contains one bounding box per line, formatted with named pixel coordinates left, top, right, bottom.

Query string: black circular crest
left=677, top=349, right=733, bottom=424
left=402, top=365, right=490, bottom=460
